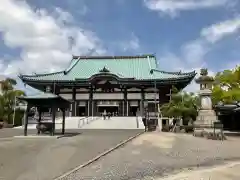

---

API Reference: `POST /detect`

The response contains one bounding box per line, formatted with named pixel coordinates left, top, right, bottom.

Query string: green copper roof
left=17, top=93, right=71, bottom=107
left=19, top=55, right=196, bottom=82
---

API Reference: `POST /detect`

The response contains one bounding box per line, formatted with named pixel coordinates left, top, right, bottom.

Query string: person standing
left=103, top=109, right=107, bottom=120
left=108, top=112, right=111, bottom=120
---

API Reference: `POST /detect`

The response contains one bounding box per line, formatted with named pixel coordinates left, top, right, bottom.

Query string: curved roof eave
left=19, top=69, right=196, bottom=82
left=19, top=75, right=195, bottom=84
left=151, top=69, right=196, bottom=76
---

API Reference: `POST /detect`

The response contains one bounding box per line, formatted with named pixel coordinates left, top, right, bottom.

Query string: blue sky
left=0, top=0, right=239, bottom=93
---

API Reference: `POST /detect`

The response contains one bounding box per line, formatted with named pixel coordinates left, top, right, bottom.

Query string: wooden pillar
left=127, top=101, right=129, bottom=116
left=61, top=108, right=65, bottom=135
left=140, top=88, right=145, bottom=117
left=72, top=87, right=76, bottom=116
left=85, top=101, right=88, bottom=116
left=89, top=87, right=93, bottom=116
left=158, top=88, right=161, bottom=105
left=51, top=107, right=56, bottom=136
left=159, top=87, right=168, bottom=105
left=37, top=108, right=42, bottom=135
left=124, top=88, right=127, bottom=116
left=24, top=105, right=30, bottom=136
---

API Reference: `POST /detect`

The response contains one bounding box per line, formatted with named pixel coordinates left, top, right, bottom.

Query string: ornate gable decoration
left=99, top=66, right=110, bottom=73
left=101, top=81, right=114, bottom=92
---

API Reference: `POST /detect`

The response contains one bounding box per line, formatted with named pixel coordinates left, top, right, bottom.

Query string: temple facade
left=19, top=55, right=196, bottom=117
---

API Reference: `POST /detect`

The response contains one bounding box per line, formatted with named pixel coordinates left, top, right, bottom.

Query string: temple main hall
left=19, top=55, right=196, bottom=117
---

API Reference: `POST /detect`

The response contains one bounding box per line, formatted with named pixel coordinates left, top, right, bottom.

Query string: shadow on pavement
left=56, top=132, right=82, bottom=138
left=224, top=131, right=240, bottom=137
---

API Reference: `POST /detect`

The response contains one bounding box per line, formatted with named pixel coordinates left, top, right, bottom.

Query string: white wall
left=127, top=93, right=141, bottom=99
left=76, top=94, right=89, bottom=100
left=145, top=93, right=159, bottom=100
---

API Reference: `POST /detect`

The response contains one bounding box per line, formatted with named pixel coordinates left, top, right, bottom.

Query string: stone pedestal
left=194, top=110, right=218, bottom=135
left=196, top=109, right=218, bottom=126
left=193, top=100, right=226, bottom=140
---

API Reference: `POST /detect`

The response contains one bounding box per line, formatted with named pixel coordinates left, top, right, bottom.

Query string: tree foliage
left=212, top=66, right=240, bottom=104
left=0, top=78, right=25, bottom=124
left=160, top=66, right=240, bottom=122
left=160, top=87, right=200, bottom=123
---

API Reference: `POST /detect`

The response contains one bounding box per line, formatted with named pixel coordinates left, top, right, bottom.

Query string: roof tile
left=19, top=55, right=196, bottom=81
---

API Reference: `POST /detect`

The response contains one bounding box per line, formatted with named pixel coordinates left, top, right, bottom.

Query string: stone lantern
left=193, top=68, right=219, bottom=137
left=196, top=69, right=214, bottom=110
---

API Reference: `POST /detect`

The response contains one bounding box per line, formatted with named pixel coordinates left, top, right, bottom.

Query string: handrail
left=136, top=116, right=140, bottom=128
left=77, top=116, right=101, bottom=128
left=78, top=117, right=89, bottom=128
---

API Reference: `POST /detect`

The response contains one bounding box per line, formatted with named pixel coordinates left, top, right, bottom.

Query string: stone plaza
left=59, top=132, right=240, bottom=180
left=0, top=129, right=142, bottom=180
left=1, top=129, right=240, bottom=180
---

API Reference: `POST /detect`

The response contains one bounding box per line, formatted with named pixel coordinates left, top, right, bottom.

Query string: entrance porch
left=96, top=100, right=120, bottom=116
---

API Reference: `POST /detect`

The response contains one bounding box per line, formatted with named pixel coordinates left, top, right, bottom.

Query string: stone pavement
left=161, top=161, right=240, bottom=180
left=61, top=132, right=240, bottom=180
left=0, top=129, right=143, bottom=180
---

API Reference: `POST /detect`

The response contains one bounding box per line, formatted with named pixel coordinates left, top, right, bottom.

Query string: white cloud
left=144, top=0, right=230, bottom=17
left=158, top=48, right=210, bottom=93
left=157, top=15, right=240, bottom=93
left=119, top=33, right=140, bottom=52
left=158, top=35, right=221, bottom=92
left=0, top=0, right=105, bottom=76
left=144, top=1, right=239, bottom=87
left=158, top=40, right=208, bottom=72
left=181, top=39, right=209, bottom=64
left=201, top=16, right=240, bottom=43
left=184, top=68, right=215, bottom=93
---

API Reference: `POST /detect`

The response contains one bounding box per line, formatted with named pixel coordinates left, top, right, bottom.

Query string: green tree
left=212, top=66, right=240, bottom=104
left=160, top=87, right=200, bottom=124
left=0, top=78, right=26, bottom=125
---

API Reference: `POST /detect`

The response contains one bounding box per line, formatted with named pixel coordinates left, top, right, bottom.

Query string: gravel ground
left=0, top=129, right=143, bottom=180
left=160, top=162, right=240, bottom=180
left=61, top=132, right=240, bottom=180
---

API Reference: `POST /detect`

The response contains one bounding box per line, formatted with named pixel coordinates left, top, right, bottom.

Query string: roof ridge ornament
left=200, top=68, right=208, bottom=76
left=99, top=66, right=110, bottom=73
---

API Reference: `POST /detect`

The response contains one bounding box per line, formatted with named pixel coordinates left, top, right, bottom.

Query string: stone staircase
left=14, top=116, right=145, bottom=130
left=81, top=116, right=145, bottom=129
